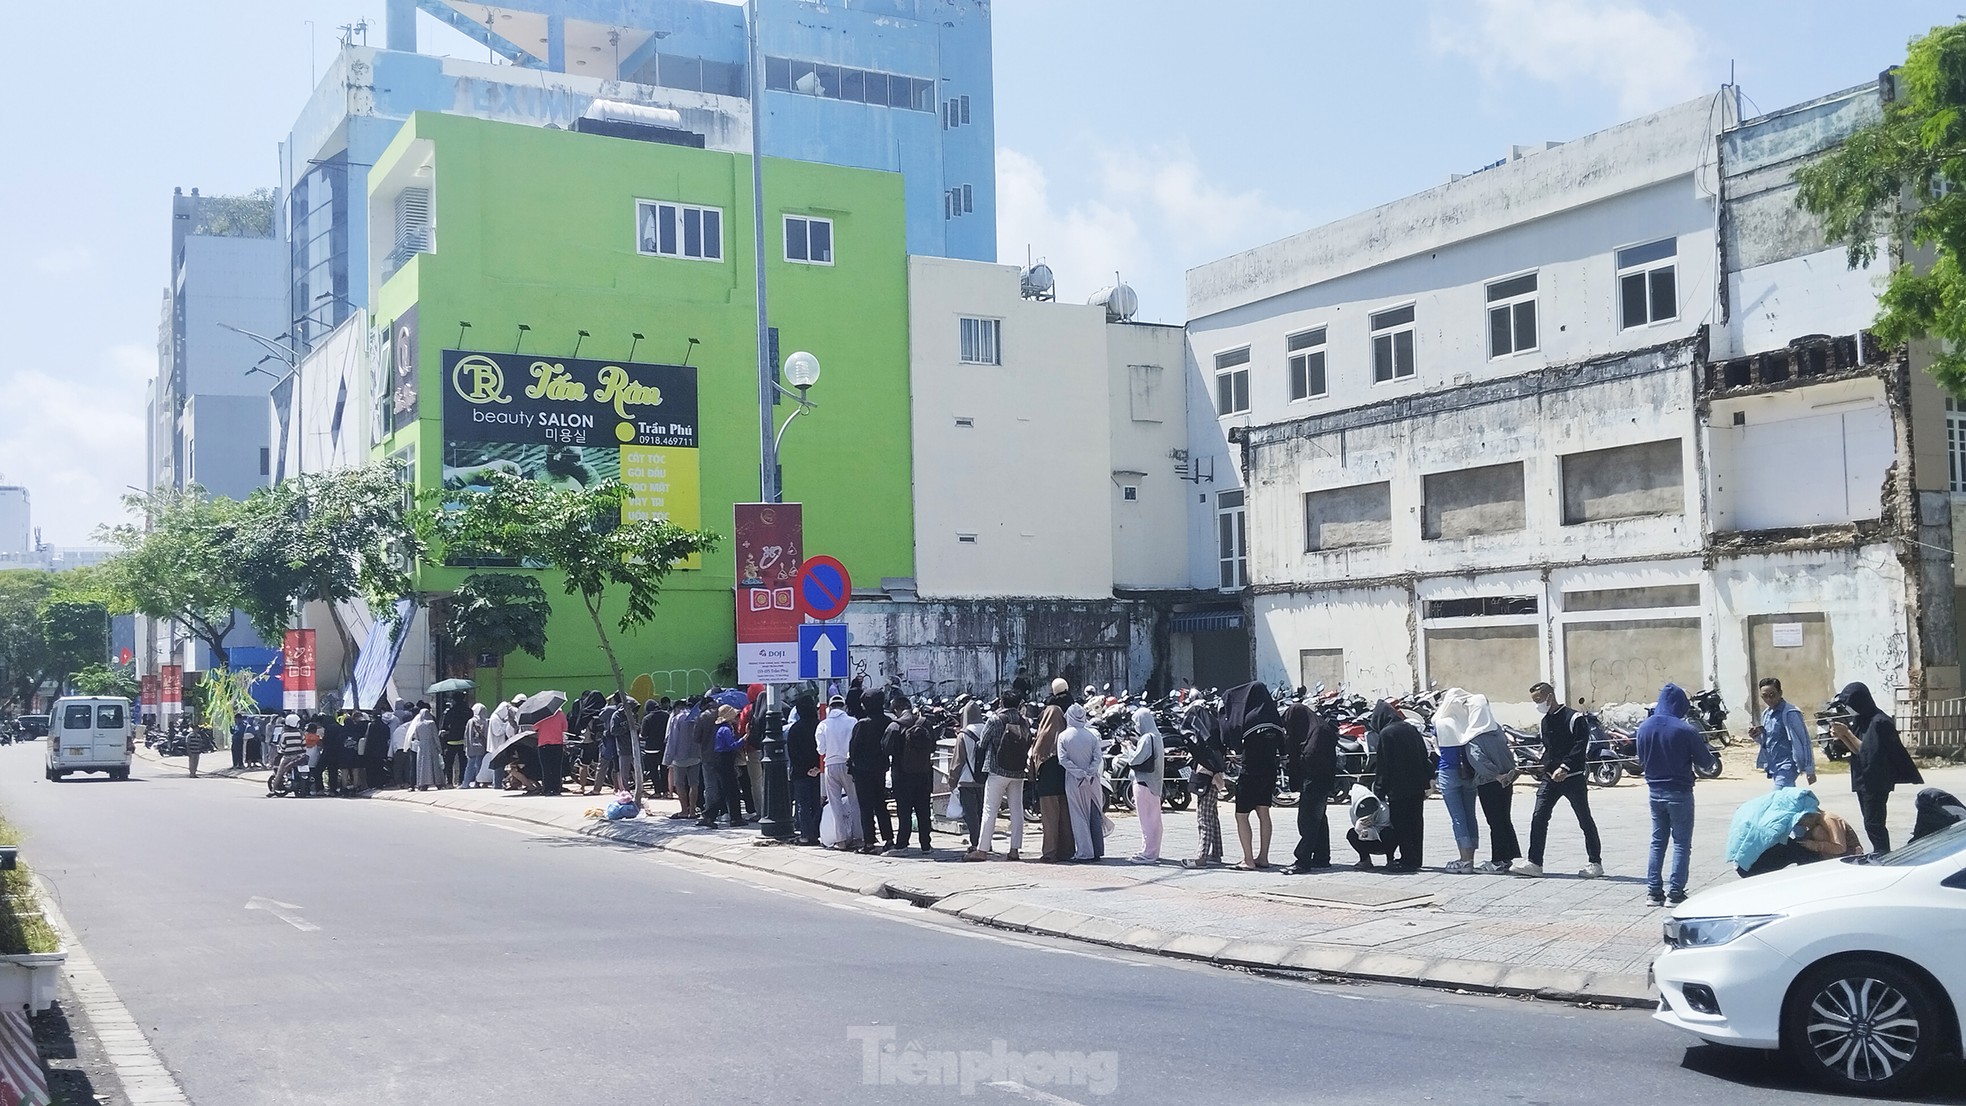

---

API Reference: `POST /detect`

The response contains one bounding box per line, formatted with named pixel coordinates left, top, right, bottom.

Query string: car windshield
left=1866, top=820, right=1966, bottom=867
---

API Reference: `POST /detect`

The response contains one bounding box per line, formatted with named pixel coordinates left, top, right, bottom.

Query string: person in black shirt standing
left=1828, top=681, right=1923, bottom=852
left=1283, top=698, right=1336, bottom=873
left=1515, top=682, right=1603, bottom=878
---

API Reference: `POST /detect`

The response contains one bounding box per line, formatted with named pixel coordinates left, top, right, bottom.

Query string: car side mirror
left=1942, top=867, right=1966, bottom=891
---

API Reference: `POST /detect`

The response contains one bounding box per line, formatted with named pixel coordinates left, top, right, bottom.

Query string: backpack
left=995, top=714, right=1032, bottom=775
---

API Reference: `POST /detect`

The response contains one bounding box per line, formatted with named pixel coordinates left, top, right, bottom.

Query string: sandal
left=1180, top=858, right=1216, bottom=870
left=1233, top=861, right=1260, bottom=871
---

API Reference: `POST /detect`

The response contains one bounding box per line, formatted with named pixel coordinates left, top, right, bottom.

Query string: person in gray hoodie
left=663, top=699, right=704, bottom=820
left=1635, top=683, right=1720, bottom=906
left=1461, top=693, right=1521, bottom=873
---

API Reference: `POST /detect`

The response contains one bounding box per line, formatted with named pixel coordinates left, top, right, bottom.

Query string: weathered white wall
left=1254, top=586, right=1414, bottom=696
left=1242, top=350, right=1703, bottom=589
left=1711, top=545, right=1909, bottom=712
left=1708, top=377, right=1893, bottom=531
left=907, top=257, right=1114, bottom=598
left=1107, top=321, right=1191, bottom=589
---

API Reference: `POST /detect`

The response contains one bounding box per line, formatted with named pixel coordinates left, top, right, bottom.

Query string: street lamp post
left=755, top=351, right=819, bottom=842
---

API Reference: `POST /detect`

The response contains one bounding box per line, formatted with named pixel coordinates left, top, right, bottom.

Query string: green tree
left=0, top=572, right=107, bottom=711
left=233, top=466, right=427, bottom=646
left=432, top=473, right=718, bottom=695
left=1797, top=20, right=1966, bottom=391
left=71, top=663, right=139, bottom=700
left=97, top=487, right=246, bottom=663
left=445, top=573, right=552, bottom=703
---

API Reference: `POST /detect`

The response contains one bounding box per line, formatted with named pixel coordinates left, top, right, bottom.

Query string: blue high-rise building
left=283, top=0, right=994, bottom=352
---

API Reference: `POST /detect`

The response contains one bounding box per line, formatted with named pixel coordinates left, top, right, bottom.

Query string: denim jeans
left=1437, top=766, right=1479, bottom=852
left=1769, top=766, right=1798, bottom=789
left=1646, top=789, right=1696, bottom=897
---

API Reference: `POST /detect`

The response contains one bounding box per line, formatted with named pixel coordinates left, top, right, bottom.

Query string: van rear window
left=62, top=705, right=93, bottom=730
left=97, top=705, right=124, bottom=729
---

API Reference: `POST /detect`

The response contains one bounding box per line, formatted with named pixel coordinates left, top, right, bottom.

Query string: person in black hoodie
left=1828, top=681, right=1923, bottom=852
left=440, top=697, right=470, bottom=788
left=1283, top=698, right=1336, bottom=873
left=316, top=711, right=348, bottom=796
left=1220, top=682, right=1283, bottom=870
left=850, top=696, right=895, bottom=854
left=1517, top=682, right=1604, bottom=878
left=888, top=695, right=937, bottom=854
left=363, top=710, right=392, bottom=791
left=785, top=692, right=823, bottom=845
left=1370, top=701, right=1432, bottom=872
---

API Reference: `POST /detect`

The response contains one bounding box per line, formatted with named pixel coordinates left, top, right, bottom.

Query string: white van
left=46, top=697, right=134, bottom=780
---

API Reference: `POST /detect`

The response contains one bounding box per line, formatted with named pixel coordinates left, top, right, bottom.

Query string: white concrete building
left=0, top=487, right=28, bottom=554
left=1184, top=80, right=1953, bottom=726
left=839, top=257, right=1193, bottom=694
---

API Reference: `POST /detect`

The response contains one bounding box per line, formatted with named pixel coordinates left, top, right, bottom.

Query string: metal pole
left=748, top=0, right=792, bottom=841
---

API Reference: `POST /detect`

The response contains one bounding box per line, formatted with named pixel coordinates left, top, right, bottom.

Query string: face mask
left=1536, top=699, right=1557, bottom=716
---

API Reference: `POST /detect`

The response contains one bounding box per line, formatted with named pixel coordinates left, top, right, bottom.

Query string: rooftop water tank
left=1019, top=262, right=1055, bottom=300
left=1088, top=282, right=1139, bottom=322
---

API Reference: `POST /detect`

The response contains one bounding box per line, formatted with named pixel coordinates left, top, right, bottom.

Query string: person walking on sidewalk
left=1636, top=683, right=1720, bottom=906
left=1463, top=694, right=1521, bottom=873
left=969, top=693, right=1033, bottom=861
left=1430, top=690, right=1481, bottom=874
left=1125, top=706, right=1166, bottom=864
left=1372, top=701, right=1431, bottom=873
left=1061, top=703, right=1105, bottom=862
left=850, top=696, right=894, bottom=853
left=1516, top=682, right=1604, bottom=878
left=786, top=692, right=823, bottom=845
left=889, top=697, right=937, bottom=854
left=954, top=701, right=987, bottom=852
left=1751, top=677, right=1815, bottom=788
left=1827, top=681, right=1923, bottom=853
left=816, top=695, right=861, bottom=849
left=1030, top=705, right=1073, bottom=862
left=1282, top=696, right=1334, bottom=873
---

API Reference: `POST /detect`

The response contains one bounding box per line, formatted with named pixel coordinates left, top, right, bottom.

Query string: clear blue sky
left=0, top=0, right=1953, bottom=544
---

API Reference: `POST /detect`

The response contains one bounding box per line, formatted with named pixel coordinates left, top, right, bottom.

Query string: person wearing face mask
left=1515, top=682, right=1604, bottom=878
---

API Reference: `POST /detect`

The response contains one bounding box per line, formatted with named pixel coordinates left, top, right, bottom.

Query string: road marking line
left=244, top=896, right=320, bottom=932
left=987, top=1081, right=1091, bottom=1105
left=35, top=877, right=191, bottom=1104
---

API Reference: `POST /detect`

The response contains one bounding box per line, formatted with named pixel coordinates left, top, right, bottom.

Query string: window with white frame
left=784, top=215, right=834, bottom=265
left=1486, top=272, right=1538, bottom=357
left=1370, top=305, right=1416, bottom=382
left=1214, top=347, right=1251, bottom=415
left=637, top=200, right=722, bottom=261
left=1287, top=327, right=1327, bottom=401
left=1949, top=398, right=1966, bottom=493
left=959, top=317, right=1001, bottom=365
left=1617, top=238, right=1677, bottom=328
left=1217, top=489, right=1248, bottom=590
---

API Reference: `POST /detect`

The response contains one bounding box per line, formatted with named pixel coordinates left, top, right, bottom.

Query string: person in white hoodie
left=1125, top=707, right=1165, bottom=863
left=815, top=694, right=861, bottom=849
left=1431, top=689, right=1482, bottom=874
left=1461, top=692, right=1522, bottom=873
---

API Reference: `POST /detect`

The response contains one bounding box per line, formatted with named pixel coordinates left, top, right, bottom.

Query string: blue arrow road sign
left=797, top=624, right=849, bottom=680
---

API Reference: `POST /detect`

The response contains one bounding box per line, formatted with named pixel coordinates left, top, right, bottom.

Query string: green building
left=367, top=111, right=914, bottom=697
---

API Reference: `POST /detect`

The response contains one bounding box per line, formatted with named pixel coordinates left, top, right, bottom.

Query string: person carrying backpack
left=967, top=691, right=1032, bottom=861
left=954, top=701, right=987, bottom=851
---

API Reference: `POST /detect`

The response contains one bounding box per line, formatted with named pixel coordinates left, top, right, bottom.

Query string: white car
left=1652, top=821, right=1966, bottom=1094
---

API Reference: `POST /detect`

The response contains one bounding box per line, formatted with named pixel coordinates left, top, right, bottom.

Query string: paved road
left=1, top=743, right=1957, bottom=1106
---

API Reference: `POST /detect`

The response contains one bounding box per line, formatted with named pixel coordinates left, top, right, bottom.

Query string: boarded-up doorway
left=1562, top=618, right=1702, bottom=709
left=1746, top=612, right=1834, bottom=717
left=1299, top=649, right=1344, bottom=695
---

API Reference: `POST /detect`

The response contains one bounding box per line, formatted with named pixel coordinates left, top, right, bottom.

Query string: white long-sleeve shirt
left=816, top=706, right=855, bottom=764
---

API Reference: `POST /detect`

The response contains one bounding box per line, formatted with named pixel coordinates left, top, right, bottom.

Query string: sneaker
left=1442, top=859, right=1474, bottom=874
left=1579, top=862, right=1604, bottom=879
left=1352, top=859, right=1376, bottom=872
left=1128, top=855, right=1158, bottom=865
left=964, top=850, right=991, bottom=862
left=1511, top=861, right=1544, bottom=877
left=1647, top=892, right=1666, bottom=907
left=1475, top=861, right=1508, bottom=874
left=1668, top=890, right=1687, bottom=905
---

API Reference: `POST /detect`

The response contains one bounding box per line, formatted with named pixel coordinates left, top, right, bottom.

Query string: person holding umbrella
left=520, top=691, right=570, bottom=795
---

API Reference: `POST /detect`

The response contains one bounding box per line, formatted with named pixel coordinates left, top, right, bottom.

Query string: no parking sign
left=796, top=556, right=852, bottom=620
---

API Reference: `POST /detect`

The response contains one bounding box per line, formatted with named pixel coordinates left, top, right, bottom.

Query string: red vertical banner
left=159, top=665, right=182, bottom=719
left=139, top=674, right=159, bottom=717
left=733, top=503, right=803, bottom=683
left=282, top=630, right=318, bottom=712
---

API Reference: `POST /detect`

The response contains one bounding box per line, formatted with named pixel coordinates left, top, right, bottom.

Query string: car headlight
left=1664, top=915, right=1782, bottom=948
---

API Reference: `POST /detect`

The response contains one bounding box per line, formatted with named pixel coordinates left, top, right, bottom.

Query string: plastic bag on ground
left=946, top=788, right=965, bottom=820
left=819, top=801, right=842, bottom=847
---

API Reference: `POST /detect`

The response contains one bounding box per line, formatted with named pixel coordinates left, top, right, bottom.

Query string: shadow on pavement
left=33, top=996, right=123, bottom=1106
left=1677, top=1042, right=1966, bottom=1103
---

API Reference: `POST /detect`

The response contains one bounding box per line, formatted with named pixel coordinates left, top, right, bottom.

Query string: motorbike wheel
left=1105, top=782, right=1134, bottom=813
left=1693, top=759, right=1722, bottom=780
left=1587, top=762, right=1623, bottom=787
left=1162, top=787, right=1191, bottom=811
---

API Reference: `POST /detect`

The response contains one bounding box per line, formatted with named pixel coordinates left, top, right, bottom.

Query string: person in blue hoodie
left=1635, top=683, right=1721, bottom=906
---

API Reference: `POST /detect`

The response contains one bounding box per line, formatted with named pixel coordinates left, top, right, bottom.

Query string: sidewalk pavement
left=142, top=746, right=1966, bottom=1007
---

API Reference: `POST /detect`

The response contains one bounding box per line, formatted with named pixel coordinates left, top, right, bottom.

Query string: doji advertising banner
left=159, top=665, right=182, bottom=718
left=440, top=347, right=703, bottom=567
left=282, top=630, right=318, bottom=712
left=139, top=674, right=158, bottom=715
left=734, top=502, right=803, bottom=683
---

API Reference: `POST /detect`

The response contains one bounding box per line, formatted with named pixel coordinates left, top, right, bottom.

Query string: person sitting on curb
left=1345, top=784, right=1394, bottom=870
